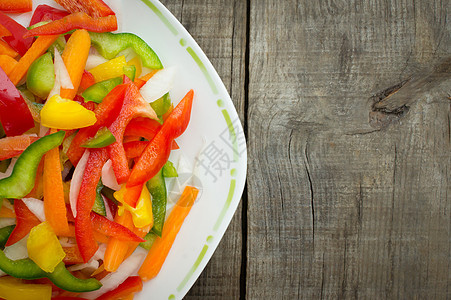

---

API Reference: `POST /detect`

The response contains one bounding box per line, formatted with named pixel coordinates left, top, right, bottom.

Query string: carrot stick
left=124, top=225, right=150, bottom=259
left=0, top=205, right=15, bottom=218
left=0, top=24, right=11, bottom=38
left=0, top=0, right=32, bottom=13
left=60, top=29, right=91, bottom=99
left=91, top=264, right=105, bottom=277
left=0, top=54, right=17, bottom=76
left=62, top=246, right=84, bottom=264
left=138, top=186, right=199, bottom=281
left=103, top=210, right=135, bottom=272
left=119, top=294, right=135, bottom=300
left=8, top=35, right=59, bottom=85
left=0, top=40, right=18, bottom=58
left=43, top=130, right=71, bottom=236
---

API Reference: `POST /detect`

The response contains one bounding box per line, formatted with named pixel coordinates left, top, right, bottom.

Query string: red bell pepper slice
left=0, top=12, right=33, bottom=57
left=123, top=182, right=144, bottom=208
left=79, top=70, right=96, bottom=91
left=0, top=0, right=32, bottom=14
left=124, top=117, right=160, bottom=141
left=0, top=135, right=39, bottom=160
left=54, top=0, right=115, bottom=18
left=107, top=83, right=157, bottom=185
left=0, top=23, right=11, bottom=38
left=74, top=94, right=96, bottom=112
left=124, top=141, right=148, bottom=159
left=127, top=90, right=194, bottom=187
left=162, top=90, right=194, bottom=138
left=91, top=212, right=145, bottom=242
left=29, top=5, right=70, bottom=26
left=124, top=117, right=179, bottom=150
left=127, top=130, right=172, bottom=188
left=122, top=73, right=132, bottom=84
left=6, top=199, right=41, bottom=246
left=75, top=148, right=108, bottom=262
left=124, top=140, right=178, bottom=160
left=0, top=67, right=35, bottom=137
left=24, top=13, right=117, bottom=38
left=67, top=84, right=127, bottom=165
left=96, top=276, right=143, bottom=300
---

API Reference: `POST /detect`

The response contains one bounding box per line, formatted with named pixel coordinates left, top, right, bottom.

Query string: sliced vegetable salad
left=0, top=0, right=199, bottom=299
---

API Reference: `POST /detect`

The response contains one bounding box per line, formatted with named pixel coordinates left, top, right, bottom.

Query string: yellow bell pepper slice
left=127, top=56, right=142, bottom=78
left=114, top=184, right=153, bottom=229
left=40, top=94, right=97, bottom=130
left=89, top=55, right=127, bottom=82
left=27, top=222, right=66, bottom=273
left=0, top=276, right=52, bottom=300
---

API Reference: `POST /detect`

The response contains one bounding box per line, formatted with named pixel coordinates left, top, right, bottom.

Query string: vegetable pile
left=0, top=0, right=199, bottom=299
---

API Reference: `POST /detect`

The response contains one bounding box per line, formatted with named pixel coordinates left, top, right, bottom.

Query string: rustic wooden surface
left=161, top=0, right=450, bottom=299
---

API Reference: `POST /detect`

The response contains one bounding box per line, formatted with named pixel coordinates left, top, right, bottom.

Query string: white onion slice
left=53, top=48, right=74, bottom=90
left=0, top=218, right=15, bottom=228
left=102, top=195, right=114, bottom=221
left=140, top=66, right=177, bottom=103
left=85, top=48, right=108, bottom=70
left=92, top=243, right=106, bottom=262
left=39, top=124, right=49, bottom=137
left=1, top=199, right=13, bottom=211
left=101, top=160, right=121, bottom=191
left=0, top=158, right=16, bottom=180
left=81, top=248, right=147, bottom=299
left=22, top=198, right=46, bottom=222
left=117, top=47, right=137, bottom=62
left=70, top=150, right=90, bottom=218
left=67, top=260, right=99, bottom=273
left=59, top=237, right=76, bottom=247
left=48, top=50, right=61, bottom=99
left=4, top=235, right=28, bottom=260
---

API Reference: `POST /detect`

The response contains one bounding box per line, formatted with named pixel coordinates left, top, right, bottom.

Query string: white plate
left=14, top=1, right=246, bottom=299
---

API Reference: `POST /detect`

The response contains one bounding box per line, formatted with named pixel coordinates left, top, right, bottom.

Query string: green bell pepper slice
left=0, top=225, right=102, bottom=293
left=162, top=160, right=178, bottom=178
left=26, top=52, right=55, bottom=99
left=123, top=65, right=136, bottom=81
left=82, top=77, right=123, bottom=103
left=48, top=35, right=66, bottom=57
left=150, top=93, right=172, bottom=117
left=0, top=131, right=65, bottom=199
left=89, top=32, right=163, bottom=69
left=0, top=159, right=10, bottom=173
left=139, top=231, right=157, bottom=250
left=92, top=180, right=106, bottom=216
left=18, top=85, right=44, bottom=122
left=0, top=225, right=14, bottom=249
left=81, top=127, right=116, bottom=148
left=146, top=168, right=167, bottom=237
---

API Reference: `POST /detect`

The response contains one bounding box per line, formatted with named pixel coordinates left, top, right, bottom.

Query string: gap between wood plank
left=240, top=0, right=251, bottom=299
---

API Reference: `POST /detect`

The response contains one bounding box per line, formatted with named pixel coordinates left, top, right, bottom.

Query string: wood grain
left=161, top=0, right=450, bottom=299
left=246, top=0, right=450, bottom=299
left=160, top=0, right=247, bottom=299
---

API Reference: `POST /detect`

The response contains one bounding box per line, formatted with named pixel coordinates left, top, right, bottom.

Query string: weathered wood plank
left=160, top=1, right=247, bottom=298
left=247, top=0, right=450, bottom=299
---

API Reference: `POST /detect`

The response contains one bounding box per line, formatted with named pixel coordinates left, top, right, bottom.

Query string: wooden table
left=161, top=0, right=450, bottom=298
